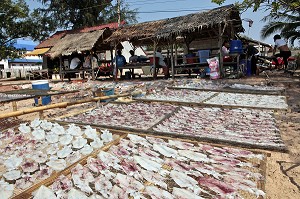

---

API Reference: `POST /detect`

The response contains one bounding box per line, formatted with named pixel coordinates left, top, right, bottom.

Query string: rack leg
left=12, top=101, right=18, bottom=111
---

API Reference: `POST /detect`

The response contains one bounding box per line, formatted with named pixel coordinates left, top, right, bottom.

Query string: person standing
left=155, top=47, right=169, bottom=79
left=115, top=50, right=127, bottom=78
left=272, top=34, right=291, bottom=71
left=244, top=41, right=259, bottom=75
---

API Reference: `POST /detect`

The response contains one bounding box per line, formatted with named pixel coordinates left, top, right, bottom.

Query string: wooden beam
left=218, top=23, right=224, bottom=77
left=152, top=40, right=158, bottom=79
left=0, top=91, right=141, bottom=119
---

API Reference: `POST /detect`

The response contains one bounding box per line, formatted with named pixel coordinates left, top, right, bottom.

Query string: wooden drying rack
left=13, top=128, right=269, bottom=199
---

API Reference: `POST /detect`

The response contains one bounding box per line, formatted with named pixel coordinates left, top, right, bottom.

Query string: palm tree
left=260, top=10, right=300, bottom=46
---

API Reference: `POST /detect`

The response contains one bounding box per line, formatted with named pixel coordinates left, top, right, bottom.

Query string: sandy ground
left=0, top=72, right=300, bottom=198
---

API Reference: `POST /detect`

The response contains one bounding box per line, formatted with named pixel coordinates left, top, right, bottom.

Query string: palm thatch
left=48, top=29, right=108, bottom=58
left=105, top=4, right=243, bottom=44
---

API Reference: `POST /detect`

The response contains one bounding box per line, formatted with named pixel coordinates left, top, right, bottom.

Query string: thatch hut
left=105, top=4, right=244, bottom=78
left=48, top=29, right=112, bottom=58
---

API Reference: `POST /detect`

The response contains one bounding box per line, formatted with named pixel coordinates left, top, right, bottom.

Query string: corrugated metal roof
left=8, top=59, right=42, bottom=63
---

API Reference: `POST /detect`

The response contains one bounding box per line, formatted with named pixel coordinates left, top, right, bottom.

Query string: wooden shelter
left=48, top=29, right=112, bottom=58
left=105, top=4, right=244, bottom=78
left=46, top=28, right=113, bottom=80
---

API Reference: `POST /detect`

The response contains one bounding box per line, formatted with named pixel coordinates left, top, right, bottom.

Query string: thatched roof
left=35, top=31, right=67, bottom=49
left=105, top=4, right=243, bottom=44
left=35, top=21, right=124, bottom=49
left=48, top=29, right=110, bottom=58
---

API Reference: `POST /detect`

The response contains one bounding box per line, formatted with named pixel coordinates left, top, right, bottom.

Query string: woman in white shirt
left=272, top=34, right=291, bottom=70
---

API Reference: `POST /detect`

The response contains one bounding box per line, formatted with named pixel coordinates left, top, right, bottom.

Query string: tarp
left=26, top=48, right=50, bottom=56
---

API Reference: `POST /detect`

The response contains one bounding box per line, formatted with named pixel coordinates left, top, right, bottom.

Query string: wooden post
left=12, top=101, right=17, bottom=111
left=59, top=55, right=63, bottom=81
left=153, top=41, right=157, bottom=79
left=218, top=23, right=224, bottom=77
left=113, top=44, right=118, bottom=81
left=39, top=111, right=44, bottom=119
left=170, top=41, right=175, bottom=80
left=38, top=97, right=42, bottom=106
left=174, top=42, right=178, bottom=66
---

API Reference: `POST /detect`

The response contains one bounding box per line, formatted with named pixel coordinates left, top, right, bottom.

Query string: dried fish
left=33, top=185, right=57, bottom=199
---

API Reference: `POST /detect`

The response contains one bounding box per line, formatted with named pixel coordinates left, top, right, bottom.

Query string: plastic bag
left=207, top=57, right=220, bottom=80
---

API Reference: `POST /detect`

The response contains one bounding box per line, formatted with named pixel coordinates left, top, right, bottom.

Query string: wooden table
left=119, top=63, right=161, bottom=78
left=60, top=68, right=96, bottom=80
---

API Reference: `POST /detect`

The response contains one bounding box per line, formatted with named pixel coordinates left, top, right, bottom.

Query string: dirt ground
left=0, top=72, right=300, bottom=198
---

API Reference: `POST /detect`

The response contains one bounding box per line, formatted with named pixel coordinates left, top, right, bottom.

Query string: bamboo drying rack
left=0, top=91, right=142, bottom=119
left=53, top=104, right=288, bottom=153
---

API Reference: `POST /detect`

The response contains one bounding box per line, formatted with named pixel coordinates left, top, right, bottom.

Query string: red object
left=149, top=57, right=159, bottom=64
left=186, top=57, right=196, bottom=64
left=223, top=57, right=233, bottom=62
left=272, top=57, right=283, bottom=65
left=288, top=57, right=296, bottom=61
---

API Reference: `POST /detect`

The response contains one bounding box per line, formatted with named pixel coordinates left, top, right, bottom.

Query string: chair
left=142, top=66, right=152, bottom=76
left=26, top=71, right=34, bottom=80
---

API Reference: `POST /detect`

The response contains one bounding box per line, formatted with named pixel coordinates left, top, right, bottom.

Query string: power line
left=127, top=0, right=187, bottom=6
left=124, top=9, right=210, bottom=14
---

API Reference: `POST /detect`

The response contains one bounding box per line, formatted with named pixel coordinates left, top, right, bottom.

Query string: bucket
left=229, top=40, right=243, bottom=54
left=94, top=88, right=115, bottom=102
left=32, top=80, right=51, bottom=105
left=198, top=50, right=210, bottom=63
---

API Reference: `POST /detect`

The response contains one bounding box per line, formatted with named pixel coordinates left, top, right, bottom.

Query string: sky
left=26, top=0, right=276, bottom=46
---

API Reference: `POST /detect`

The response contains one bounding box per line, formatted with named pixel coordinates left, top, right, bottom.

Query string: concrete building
left=0, top=39, right=42, bottom=78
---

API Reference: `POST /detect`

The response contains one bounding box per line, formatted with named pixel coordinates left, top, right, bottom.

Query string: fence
left=0, top=67, right=40, bottom=79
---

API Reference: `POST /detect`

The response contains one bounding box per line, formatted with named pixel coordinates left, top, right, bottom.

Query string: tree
left=0, top=0, right=48, bottom=60
left=37, top=0, right=137, bottom=30
left=212, top=0, right=299, bottom=45
left=260, top=10, right=300, bottom=46
left=211, top=0, right=300, bottom=13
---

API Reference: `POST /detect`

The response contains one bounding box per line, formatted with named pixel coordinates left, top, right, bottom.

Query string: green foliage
left=260, top=8, right=300, bottom=46
left=0, top=0, right=45, bottom=60
left=211, top=0, right=300, bottom=13
left=37, top=0, right=137, bottom=30
left=212, top=0, right=300, bottom=46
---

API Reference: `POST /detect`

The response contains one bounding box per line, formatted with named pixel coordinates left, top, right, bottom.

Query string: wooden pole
left=0, top=91, right=141, bottom=119
left=117, top=0, right=121, bottom=26
left=59, top=55, right=63, bottom=81
left=153, top=41, right=157, bottom=79
left=174, top=42, right=178, bottom=66
left=170, top=41, right=175, bottom=80
left=218, top=23, right=224, bottom=77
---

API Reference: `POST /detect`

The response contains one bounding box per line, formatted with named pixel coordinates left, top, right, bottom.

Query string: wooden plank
left=53, top=107, right=96, bottom=120
left=133, top=98, right=288, bottom=111
left=168, top=86, right=285, bottom=96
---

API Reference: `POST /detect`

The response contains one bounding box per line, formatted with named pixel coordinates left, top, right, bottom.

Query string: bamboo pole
left=12, top=101, right=17, bottom=111
left=0, top=91, right=141, bottom=119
